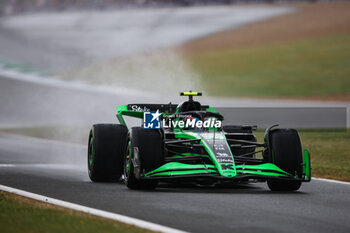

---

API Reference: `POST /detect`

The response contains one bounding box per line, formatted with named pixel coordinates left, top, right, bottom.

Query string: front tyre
left=266, top=128, right=302, bottom=191
left=124, top=127, right=163, bottom=190
left=88, top=124, right=127, bottom=182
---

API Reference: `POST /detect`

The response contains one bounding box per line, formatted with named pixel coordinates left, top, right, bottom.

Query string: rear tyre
left=266, top=128, right=302, bottom=191
left=88, top=124, right=127, bottom=182
left=124, top=127, right=163, bottom=189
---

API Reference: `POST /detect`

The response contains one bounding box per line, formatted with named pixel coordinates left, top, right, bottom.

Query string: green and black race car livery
left=88, top=92, right=311, bottom=191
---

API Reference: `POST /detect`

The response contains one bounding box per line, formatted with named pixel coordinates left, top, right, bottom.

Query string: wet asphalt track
left=0, top=133, right=350, bottom=233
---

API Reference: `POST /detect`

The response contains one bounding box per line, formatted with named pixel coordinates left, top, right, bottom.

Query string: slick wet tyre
left=88, top=124, right=127, bottom=182
left=124, top=127, right=163, bottom=189
left=267, top=128, right=303, bottom=191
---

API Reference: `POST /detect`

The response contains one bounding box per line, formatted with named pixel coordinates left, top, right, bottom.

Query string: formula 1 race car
left=87, top=92, right=311, bottom=191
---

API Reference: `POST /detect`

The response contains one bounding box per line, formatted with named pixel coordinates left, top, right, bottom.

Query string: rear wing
left=116, top=103, right=210, bottom=127
left=126, top=103, right=179, bottom=114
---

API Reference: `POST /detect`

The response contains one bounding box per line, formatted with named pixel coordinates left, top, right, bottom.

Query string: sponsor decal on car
left=216, top=152, right=230, bottom=158
left=200, top=132, right=225, bottom=139
left=131, top=105, right=151, bottom=112
left=217, top=158, right=234, bottom=163
left=214, top=144, right=225, bottom=151
left=221, top=164, right=234, bottom=170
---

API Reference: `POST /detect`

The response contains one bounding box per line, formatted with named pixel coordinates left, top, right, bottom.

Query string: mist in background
left=0, top=0, right=348, bottom=144
left=0, top=1, right=293, bottom=96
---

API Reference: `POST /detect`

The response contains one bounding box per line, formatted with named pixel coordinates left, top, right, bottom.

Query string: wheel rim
left=123, top=141, right=131, bottom=181
left=88, top=136, right=94, bottom=171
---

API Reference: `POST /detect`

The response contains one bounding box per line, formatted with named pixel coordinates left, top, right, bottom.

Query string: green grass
left=0, top=191, right=153, bottom=233
left=185, top=34, right=350, bottom=98
left=255, top=130, right=350, bottom=182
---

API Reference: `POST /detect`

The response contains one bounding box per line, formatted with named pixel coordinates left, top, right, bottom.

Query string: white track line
left=313, top=177, right=350, bottom=185
left=0, top=184, right=188, bottom=233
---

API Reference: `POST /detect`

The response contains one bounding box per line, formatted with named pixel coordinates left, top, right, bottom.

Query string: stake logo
left=143, top=110, right=161, bottom=129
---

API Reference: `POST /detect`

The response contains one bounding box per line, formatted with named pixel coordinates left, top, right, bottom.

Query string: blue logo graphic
left=143, top=110, right=161, bottom=129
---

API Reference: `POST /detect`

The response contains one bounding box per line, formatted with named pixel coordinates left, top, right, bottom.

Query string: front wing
left=143, top=150, right=311, bottom=182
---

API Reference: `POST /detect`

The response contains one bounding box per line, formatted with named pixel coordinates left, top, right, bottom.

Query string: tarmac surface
left=0, top=133, right=350, bottom=233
